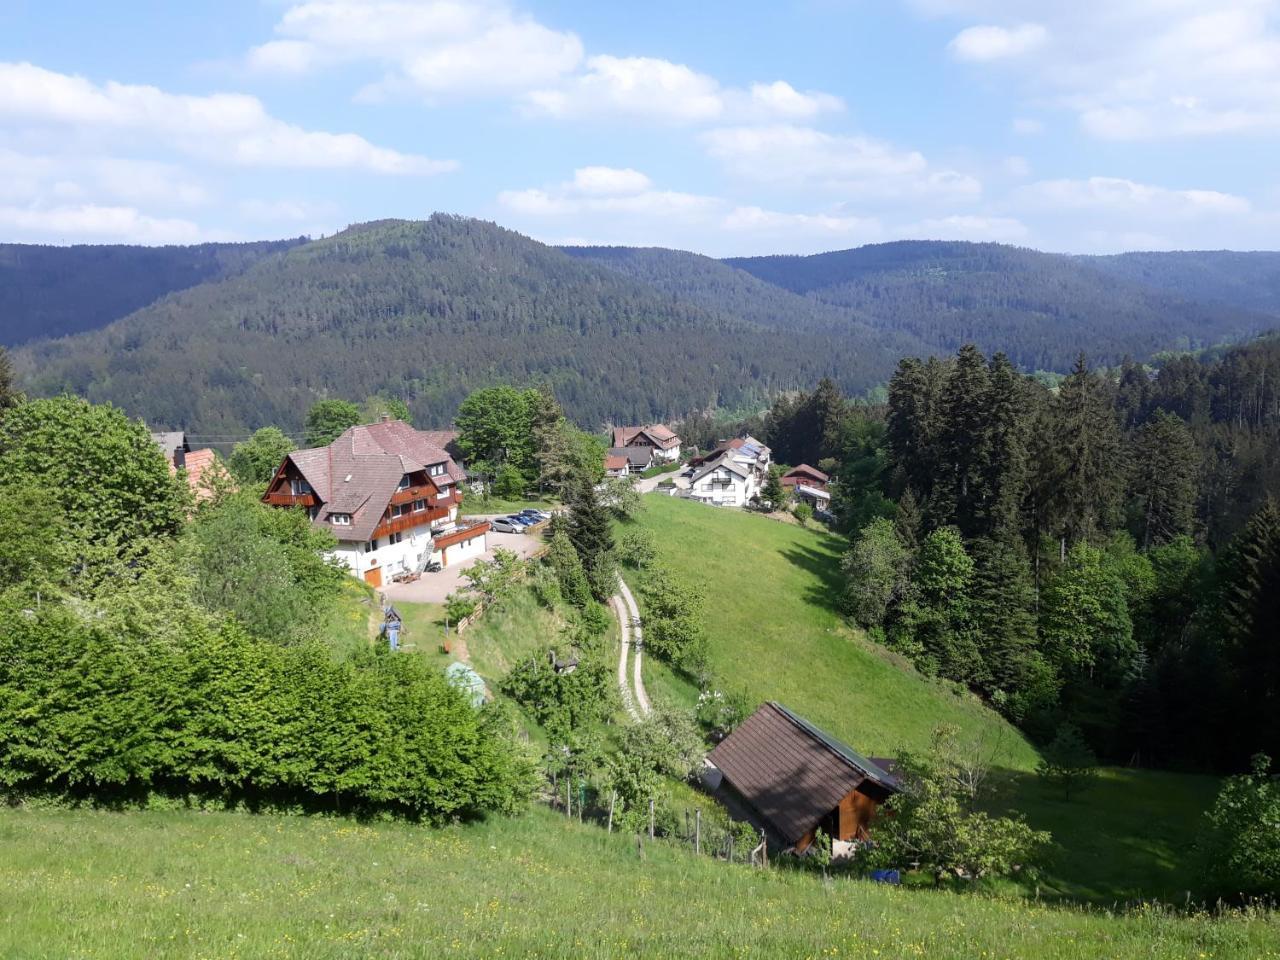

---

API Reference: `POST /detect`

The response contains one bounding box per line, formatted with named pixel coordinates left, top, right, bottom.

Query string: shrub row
left=0, top=601, right=532, bottom=819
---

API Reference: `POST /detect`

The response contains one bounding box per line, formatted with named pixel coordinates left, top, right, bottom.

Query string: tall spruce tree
left=1220, top=500, right=1280, bottom=760
left=1129, top=410, right=1198, bottom=548
left=1052, top=355, right=1122, bottom=549
left=981, top=353, right=1032, bottom=540
left=935, top=344, right=992, bottom=537
left=566, top=474, right=616, bottom=601
left=886, top=356, right=946, bottom=503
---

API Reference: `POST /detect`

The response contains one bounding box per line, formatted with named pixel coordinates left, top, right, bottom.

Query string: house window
left=429, top=463, right=446, bottom=477
left=388, top=532, right=403, bottom=546
left=290, top=478, right=312, bottom=496
left=307, top=506, right=319, bottom=521
left=390, top=503, right=406, bottom=519
left=412, top=499, right=426, bottom=512
left=365, top=539, right=378, bottom=552
left=331, top=513, right=351, bottom=526
left=397, top=474, right=411, bottom=490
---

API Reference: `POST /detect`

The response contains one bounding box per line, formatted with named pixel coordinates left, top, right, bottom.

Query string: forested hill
left=0, top=238, right=304, bottom=346
left=15, top=216, right=905, bottom=434
left=1082, top=250, right=1280, bottom=316
left=725, top=241, right=1278, bottom=372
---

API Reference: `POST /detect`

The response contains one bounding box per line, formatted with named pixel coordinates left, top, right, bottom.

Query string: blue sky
left=1, top=0, right=1278, bottom=254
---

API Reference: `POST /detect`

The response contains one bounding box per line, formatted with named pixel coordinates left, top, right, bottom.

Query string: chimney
left=379, top=413, right=391, bottom=423
left=174, top=447, right=186, bottom=470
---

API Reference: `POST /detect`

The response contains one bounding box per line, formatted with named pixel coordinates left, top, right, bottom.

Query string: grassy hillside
left=628, top=495, right=1039, bottom=770
left=5, top=805, right=1273, bottom=960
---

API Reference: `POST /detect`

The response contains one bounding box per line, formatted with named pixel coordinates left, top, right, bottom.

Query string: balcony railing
left=263, top=491, right=317, bottom=507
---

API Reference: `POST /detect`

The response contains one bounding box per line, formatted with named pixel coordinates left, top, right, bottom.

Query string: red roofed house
left=604, top=454, right=631, bottom=477
left=611, top=424, right=681, bottom=464
left=262, top=418, right=487, bottom=589
left=781, top=464, right=831, bottom=510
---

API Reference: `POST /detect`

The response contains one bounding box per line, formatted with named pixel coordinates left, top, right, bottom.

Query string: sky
left=1, top=0, right=1278, bottom=255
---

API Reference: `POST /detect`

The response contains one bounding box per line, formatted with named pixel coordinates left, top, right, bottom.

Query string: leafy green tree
left=1040, top=543, right=1136, bottom=682
left=641, top=566, right=708, bottom=674
left=228, top=426, right=296, bottom=485
left=1036, top=723, right=1099, bottom=801
left=461, top=547, right=525, bottom=608
left=840, top=517, right=911, bottom=628
left=762, top=465, right=785, bottom=509
left=0, top=482, right=71, bottom=595
left=1129, top=410, right=1198, bottom=547
left=618, top=528, right=657, bottom=570
left=907, top=527, right=982, bottom=685
left=499, top=645, right=615, bottom=737
left=862, top=726, right=1050, bottom=885
left=304, top=398, right=361, bottom=446
left=1205, top=753, right=1280, bottom=898
left=455, top=386, right=536, bottom=481
left=0, top=396, right=188, bottom=550
left=566, top=475, right=616, bottom=601
left=492, top=463, right=525, bottom=499
left=361, top=394, right=412, bottom=425
left=600, top=475, right=642, bottom=520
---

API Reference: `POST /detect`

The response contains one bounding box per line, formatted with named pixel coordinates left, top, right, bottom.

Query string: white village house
left=262, top=419, right=488, bottom=588
left=683, top=435, right=772, bottom=507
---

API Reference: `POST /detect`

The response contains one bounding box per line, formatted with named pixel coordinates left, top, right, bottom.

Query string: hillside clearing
left=3, top=806, right=1273, bottom=960
left=628, top=495, right=1039, bottom=770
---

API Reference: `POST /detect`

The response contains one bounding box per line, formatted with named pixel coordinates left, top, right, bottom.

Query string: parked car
left=519, top=509, right=551, bottom=522
left=505, top=514, right=537, bottom=527
left=490, top=517, right=524, bottom=534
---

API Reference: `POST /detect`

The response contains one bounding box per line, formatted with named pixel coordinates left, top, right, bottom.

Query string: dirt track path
left=614, top=576, right=651, bottom=718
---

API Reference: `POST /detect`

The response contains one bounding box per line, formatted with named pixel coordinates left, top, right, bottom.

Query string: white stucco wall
left=331, top=521, right=436, bottom=580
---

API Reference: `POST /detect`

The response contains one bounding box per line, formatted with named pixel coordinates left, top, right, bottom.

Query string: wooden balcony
left=389, top=484, right=460, bottom=508
left=433, top=520, right=490, bottom=551
left=371, top=506, right=449, bottom=541
left=263, top=491, right=316, bottom=507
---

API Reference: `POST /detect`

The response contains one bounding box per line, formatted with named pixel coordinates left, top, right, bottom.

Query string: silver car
left=490, top=517, right=524, bottom=534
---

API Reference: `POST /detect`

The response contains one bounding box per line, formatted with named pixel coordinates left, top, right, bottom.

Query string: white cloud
left=0, top=61, right=454, bottom=174
left=743, top=81, right=844, bottom=120
left=723, top=205, right=882, bottom=240
left=0, top=149, right=211, bottom=208
left=570, top=166, right=652, bottom=196
left=0, top=203, right=217, bottom=244
left=525, top=55, right=723, bottom=123
left=903, top=214, right=1029, bottom=242
left=1019, top=176, right=1252, bottom=217
left=930, top=1, right=1280, bottom=139
left=949, top=23, right=1047, bottom=61
left=701, top=124, right=981, bottom=201
left=1011, top=116, right=1044, bottom=135
left=1002, top=155, right=1031, bottom=177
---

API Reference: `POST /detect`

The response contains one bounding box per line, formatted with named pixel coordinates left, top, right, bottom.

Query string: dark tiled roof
left=282, top=420, right=465, bottom=541
left=613, top=424, right=679, bottom=449
left=708, top=702, right=897, bottom=844
left=784, top=463, right=829, bottom=483
left=608, top=446, right=652, bottom=467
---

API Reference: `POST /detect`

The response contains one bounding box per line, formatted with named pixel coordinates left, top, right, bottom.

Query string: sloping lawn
left=628, top=496, right=1040, bottom=771
left=3, top=805, right=1273, bottom=959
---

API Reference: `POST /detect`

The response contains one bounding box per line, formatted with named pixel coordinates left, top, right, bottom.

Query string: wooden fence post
left=565, top=779, right=572, bottom=819
left=607, top=791, right=616, bottom=833
left=648, top=798, right=655, bottom=840
left=695, top=809, right=701, bottom=856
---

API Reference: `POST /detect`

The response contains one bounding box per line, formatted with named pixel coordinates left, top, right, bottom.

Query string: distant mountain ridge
left=0, top=238, right=305, bottom=347
left=4, top=218, right=1279, bottom=434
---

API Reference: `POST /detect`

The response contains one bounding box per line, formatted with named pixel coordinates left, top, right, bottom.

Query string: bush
left=499, top=645, right=616, bottom=740
left=792, top=503, right=814, bottom=527
left=641, top=567, right=709, bottom=675
left=696, top=688, right=750, bottom=741
left=0, top=598, right=533, bottom=819
left=1205, top=753, right=1280, bottom=899
left=618, top=528, right=657, bottom=570
left=444, top=592, right=478, bottom=624
left=1036, top=723, right=1099, bottom=801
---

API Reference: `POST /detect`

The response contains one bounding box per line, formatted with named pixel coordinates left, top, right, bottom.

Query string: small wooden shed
left=706, top=701, right=898, bottom=853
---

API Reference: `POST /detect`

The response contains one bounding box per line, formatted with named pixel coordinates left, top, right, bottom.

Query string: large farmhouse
left=262, top=418, right=488, bottom=588
left=612, top=424, right=681, bottom=464
left=706, top=702, right=898, bottom=854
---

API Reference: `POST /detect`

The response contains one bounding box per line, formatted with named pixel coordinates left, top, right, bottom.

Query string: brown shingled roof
left=708, top=702, right=897, bottom=845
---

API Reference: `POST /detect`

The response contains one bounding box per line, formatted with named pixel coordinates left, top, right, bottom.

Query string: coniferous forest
left=763, top=335, right=1280, bottom=772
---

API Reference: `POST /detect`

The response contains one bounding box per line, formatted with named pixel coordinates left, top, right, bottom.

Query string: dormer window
left=428, top=463, right=446, bottom=477
left=290, top=478, right=312, bottom=496
left=331, top=513, right=352, bottom=526
left=397, top=474, right=411, bottom=490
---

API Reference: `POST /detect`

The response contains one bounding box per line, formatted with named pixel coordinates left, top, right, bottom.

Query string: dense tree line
left=0, top=394, right=532, bottom=817
left=788, top=337, right=1280, bottom=772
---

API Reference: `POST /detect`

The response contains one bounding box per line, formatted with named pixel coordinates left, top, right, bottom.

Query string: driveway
left=382, top=526, right=545, bottom=604
left=634, top=469, right=690, bottom=493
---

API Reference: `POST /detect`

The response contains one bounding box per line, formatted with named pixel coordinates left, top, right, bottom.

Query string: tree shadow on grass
left=778, top=543, right=845, bottom=612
